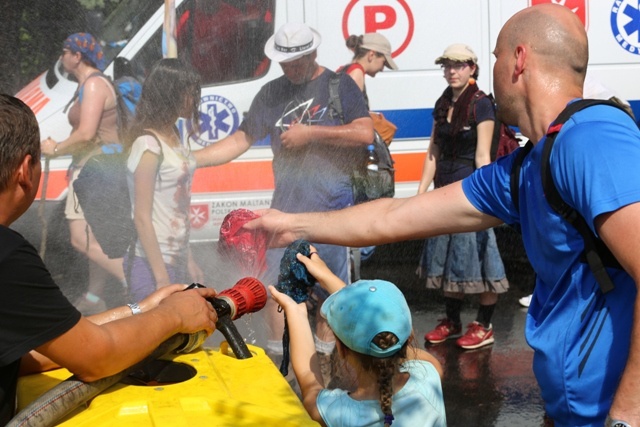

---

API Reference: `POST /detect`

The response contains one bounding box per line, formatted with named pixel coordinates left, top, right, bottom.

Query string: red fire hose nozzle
left=178, top=278, right=267, bottom=358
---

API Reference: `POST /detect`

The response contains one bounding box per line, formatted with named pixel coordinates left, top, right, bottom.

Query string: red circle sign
left=342, top=0, right=414, bottom=57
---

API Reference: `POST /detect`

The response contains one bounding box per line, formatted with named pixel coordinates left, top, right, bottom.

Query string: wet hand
left=296, top=246, right=346, bottom=294
left=295, top=246, right=330, bottom=279
left=160, top=287, right=218, bottom=335
left=243, top=209, right=300, bottom=248
left=280, top=123, right=311, bottom=148
left=139, top=284, right=190, bottom=312
left=269, top=285, right=307, bottom=316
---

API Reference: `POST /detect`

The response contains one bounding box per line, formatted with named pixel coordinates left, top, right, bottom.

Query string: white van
left=16, top=0, right=640, bottom=243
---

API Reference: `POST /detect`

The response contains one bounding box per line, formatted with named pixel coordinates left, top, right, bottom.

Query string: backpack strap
left=540, top=99, right=634, bottom=293
left=509, top=140, right=533, bottom=213
left=63, top=71, right=106, bottom=113
left=141, top=130, right=166, bottom=167
left=466, top=90, right=486, bottom=128
left=328, top=72, right=344, bottom=124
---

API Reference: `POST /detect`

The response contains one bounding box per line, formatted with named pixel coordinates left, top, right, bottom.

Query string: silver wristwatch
left=605, top=415, right=632, bottom=427
left=127, top=302, right=142, bottom=315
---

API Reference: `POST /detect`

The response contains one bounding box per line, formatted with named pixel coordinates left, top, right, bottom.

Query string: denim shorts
left=420, top=228, right=509, bottom=294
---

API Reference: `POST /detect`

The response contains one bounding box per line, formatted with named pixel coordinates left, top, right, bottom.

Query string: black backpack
left=469, top=91, right=521, bottom=161
left=328, top=72, right=395, bottom=204
left=74, top=150, right=135, bottom=259
left=509, top=99, right=634, bottom=294
left=73, top=131, right=164, bottom=259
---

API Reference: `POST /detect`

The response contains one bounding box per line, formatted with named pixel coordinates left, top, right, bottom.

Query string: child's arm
left=295, top=247, right=346, bottom=294
left=133, top=151, right=172, bottom=289
left=269, top=285, right=328, bottom=427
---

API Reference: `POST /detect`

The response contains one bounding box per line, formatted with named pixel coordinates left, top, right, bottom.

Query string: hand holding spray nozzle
left=178, top=277, right=267, bottom=359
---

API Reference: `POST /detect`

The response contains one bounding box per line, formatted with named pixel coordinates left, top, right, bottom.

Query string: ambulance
left=15, top=0, right=640, bottom=243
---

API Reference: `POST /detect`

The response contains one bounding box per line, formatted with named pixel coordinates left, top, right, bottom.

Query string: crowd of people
left=2, top=3, right=640, bottom=426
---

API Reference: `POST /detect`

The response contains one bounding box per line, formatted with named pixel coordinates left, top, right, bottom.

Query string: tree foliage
left=0, top=0, right=122, bottom=95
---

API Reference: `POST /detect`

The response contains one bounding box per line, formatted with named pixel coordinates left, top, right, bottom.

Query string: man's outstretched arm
left=249, top=181, right=502, bottom=248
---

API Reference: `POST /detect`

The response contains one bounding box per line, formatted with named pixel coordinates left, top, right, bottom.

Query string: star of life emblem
left=194, top=95, right=240, bottom=147
left=610, top=0, right=640, bottom=55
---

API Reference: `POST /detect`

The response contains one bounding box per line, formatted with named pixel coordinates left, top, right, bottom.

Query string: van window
left=99, top=0, right=164, bottom=65
left=128, top=0, right=274, bottom=86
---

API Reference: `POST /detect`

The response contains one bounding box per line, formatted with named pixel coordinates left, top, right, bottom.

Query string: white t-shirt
left=127, top=133, right=196, bottom=263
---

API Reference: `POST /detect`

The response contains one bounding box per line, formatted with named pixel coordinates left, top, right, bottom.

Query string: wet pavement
left=358, top=233, right=546, bottom=427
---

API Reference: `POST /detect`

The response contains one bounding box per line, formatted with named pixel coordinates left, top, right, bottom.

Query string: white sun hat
left=264, top=23, right=322, bottom=63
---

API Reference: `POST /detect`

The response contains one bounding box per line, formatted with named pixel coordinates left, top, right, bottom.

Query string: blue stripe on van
left=251, top=100, right=638, bottom=146
left=377, top=109, right=433, bottom=139
left=629, top=100, right=640, bottom=122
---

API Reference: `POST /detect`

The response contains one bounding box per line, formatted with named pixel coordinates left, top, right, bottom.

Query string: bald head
left=501, top=4, right=588, bottom=80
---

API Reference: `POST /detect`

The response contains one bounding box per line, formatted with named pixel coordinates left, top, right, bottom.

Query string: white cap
left=264, top=23, right=322, bottom=63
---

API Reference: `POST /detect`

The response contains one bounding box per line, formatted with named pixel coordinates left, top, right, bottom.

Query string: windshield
left=98, top=0, right=164, bottom=64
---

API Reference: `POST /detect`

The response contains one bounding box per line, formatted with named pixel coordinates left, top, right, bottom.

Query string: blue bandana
left=63, top=33, right=105, bottom=71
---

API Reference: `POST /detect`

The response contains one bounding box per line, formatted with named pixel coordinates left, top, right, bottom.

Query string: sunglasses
left=441, top=62, right=470, bottom=71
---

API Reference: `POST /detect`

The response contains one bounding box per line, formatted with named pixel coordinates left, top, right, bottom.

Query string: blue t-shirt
left=317, top=360, right=446, bottom=427
left=462, top=103, right=640, bottom=426
left=239, top=69, right=370, bottom=213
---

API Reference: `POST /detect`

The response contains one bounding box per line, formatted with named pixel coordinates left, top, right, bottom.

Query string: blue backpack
left=112, top=57, right=142, bottom=142
left=113, top=75, right=142, bottom=143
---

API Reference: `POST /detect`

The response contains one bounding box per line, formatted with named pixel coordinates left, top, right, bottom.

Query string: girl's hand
left=296, top=245, right=346, bottom=294
left=295, top=245, right=331, bottom=280
left=269, top=285, right=308, bottom=317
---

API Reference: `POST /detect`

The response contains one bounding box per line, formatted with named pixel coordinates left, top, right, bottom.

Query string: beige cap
left=435, top=43, right=478, bottom=65
left=361, top=33, right=398, bottom=70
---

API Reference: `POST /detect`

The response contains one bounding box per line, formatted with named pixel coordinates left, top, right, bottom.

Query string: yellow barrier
left=17, top=343, right=318, bottom=426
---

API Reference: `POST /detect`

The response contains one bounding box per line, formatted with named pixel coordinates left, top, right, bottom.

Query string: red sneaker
left=424, top=318, right=462, bottom=344
left=456, top=321, right=495, bottom=350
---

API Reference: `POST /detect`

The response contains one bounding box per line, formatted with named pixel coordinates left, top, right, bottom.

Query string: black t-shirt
left=0, top=226, right=81, bottom=425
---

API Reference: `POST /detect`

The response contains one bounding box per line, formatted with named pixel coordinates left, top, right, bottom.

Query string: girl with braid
left=270, top=246, right=446, bottom=427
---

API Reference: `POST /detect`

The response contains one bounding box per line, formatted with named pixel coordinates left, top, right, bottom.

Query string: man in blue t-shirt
left=249, top=5, right=640, bottom=427
left=194, top=23, right=372, bottom=374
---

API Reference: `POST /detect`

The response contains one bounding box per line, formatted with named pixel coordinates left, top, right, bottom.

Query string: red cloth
left=218, top=209, right=267, bottom=277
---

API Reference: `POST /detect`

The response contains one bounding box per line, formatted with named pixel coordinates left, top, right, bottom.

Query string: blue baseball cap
left=320, top=280, right=412, bottom=358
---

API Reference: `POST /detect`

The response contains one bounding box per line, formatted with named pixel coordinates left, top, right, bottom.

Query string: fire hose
left=7, top=277, right=267, bottom=427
